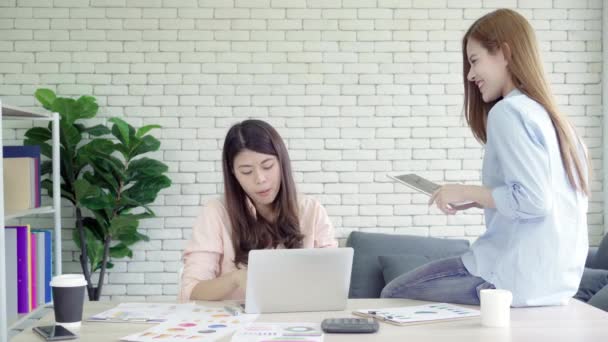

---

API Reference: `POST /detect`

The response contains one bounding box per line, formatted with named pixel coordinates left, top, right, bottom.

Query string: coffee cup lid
left=50, top=274, right=87, bottom=287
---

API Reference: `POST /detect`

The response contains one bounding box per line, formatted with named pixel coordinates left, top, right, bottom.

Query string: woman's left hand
left=429, top=184, right=472, bottom=215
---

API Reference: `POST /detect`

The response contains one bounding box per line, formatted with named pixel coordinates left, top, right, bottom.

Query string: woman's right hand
left=230, top=267, right=248, bottom=290
left=449, top=202, right=483, bottom=211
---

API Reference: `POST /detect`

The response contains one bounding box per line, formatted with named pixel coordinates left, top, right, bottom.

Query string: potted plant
left=24, top=88, right=172, bottom=300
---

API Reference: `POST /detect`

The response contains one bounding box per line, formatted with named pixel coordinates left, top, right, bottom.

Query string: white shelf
left=0, top=101, right=62, bottom=342
left=5, top=206, right=55, bottom=221
left=8, top=304, right=52, bottom=331
left=1, top=104, right=52, bottom=121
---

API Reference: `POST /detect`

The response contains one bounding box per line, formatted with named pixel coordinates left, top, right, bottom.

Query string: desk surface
left=12, top=298, right=608, bottom=342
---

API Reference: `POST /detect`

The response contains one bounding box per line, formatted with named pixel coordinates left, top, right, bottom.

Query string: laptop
left=244, top=247, right=354, bottom=314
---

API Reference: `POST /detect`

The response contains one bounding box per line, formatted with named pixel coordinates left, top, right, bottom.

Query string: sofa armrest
left=587, top=247, right=599, bottom=268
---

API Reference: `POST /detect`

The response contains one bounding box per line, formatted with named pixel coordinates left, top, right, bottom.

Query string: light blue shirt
left=461, top=88, right=589, bottom=307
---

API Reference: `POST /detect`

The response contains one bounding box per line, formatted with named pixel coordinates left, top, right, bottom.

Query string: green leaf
left=41, top=179, right=75, bottom=204
left=108, top=215, right=138, bottom=238
left=117, top=230, right=149, bottom=245
left=109, top=117, right=130, bottom=146
left=74, top=178, right=100, bottom=203
left=116, top=194, right=141, bottom=208
left=59, top=120, right=82, bottom=151
left=75, top=95, right=98, bottom=119
left=84, top=124, right=111, bottom=137
left=35, top=88, right=56, bottom=111
left=24, top=127, right=52, bottom=142
left=52, top=97, right=78, bottom=125
left=87, top=159, right=125, bottom=193
left=89, top=208, right=110, bottom=230
left=136, top=124, right=161, bottom=138
left=40, top=160, right=52, bottom=176
left=82, top=216, right=106, bottom=240
left=123, top=175, right=171, bottom=205
left=127, top=158, right=169, bottom=182
left=114, top=143, right=130, bottom=160
left=109, top=243, right=133, bottom=259
left=82, top=138, right=115, bottom=155
left=41, top=179, right=53, bottom=198
left=129, top=135, right=160, bottom=159
left=72, top=227, right=104, bottom=273
left=81, top=195, right=114, bottom=210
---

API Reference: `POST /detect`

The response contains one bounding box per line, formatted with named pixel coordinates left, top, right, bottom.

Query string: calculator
left=321, top=317, right=379, bottom=334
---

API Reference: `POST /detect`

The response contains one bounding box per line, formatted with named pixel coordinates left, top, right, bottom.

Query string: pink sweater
left=179, top=194, right=338, bottom=302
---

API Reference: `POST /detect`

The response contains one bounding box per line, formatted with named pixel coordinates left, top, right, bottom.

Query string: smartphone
left=32, top=325, right=77, bottom=341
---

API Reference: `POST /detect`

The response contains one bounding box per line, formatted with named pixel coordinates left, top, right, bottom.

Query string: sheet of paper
left=231, top=322, right=323, bottom=342
left=355, top=303, right=479, bottom=325
left=120, top=308, right=259, bottom=342
left=88, top=302, right=197, bottom=323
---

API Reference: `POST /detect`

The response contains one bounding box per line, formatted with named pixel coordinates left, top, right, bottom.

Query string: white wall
left=0, top=0, right=603, bottom=300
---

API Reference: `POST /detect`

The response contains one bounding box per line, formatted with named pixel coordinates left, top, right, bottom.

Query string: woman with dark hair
left=179, top=119, right=338, bottom=301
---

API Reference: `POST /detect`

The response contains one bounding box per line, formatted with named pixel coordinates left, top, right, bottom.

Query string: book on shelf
left=31, top=229, right=53, bottom=305
left=4, top=226, right=53, bottom=316
left=32, top=229, right=53, bottom=306
left=4, top=228, right=18, bottom=323
left=2, top=145, right=41, bottom=214
left=5, top=225, right=31, bottom=314
left=30, top=233, right=37, bottom=311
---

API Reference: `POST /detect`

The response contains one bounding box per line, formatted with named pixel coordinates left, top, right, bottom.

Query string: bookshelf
left=0, top=101, right=62, bottom=342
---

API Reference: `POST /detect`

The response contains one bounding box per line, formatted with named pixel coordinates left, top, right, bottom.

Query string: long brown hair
left=222, top=119, right=303, bottom=267
left=462, top=9, right=590, bottom=195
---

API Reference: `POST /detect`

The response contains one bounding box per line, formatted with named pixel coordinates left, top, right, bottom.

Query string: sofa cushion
left=378, top=254, right=430, bottom=285
left=588, top=283, right=608, bottom=312
left=574, top=268, right=608, bottom=302
left=346, top=231, right=470, bottom=298
left=591, top=234, right=608, bottom=270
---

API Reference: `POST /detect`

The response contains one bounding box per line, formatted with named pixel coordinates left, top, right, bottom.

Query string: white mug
left=480, top=289, right=513, bottom=327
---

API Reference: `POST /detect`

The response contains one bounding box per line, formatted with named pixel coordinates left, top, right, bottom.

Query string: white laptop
left=244, top=247, right=354, bottom=314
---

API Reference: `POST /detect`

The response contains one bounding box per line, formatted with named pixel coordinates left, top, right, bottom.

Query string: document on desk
left=120, top=309, right=259, bottom=342
left=88, top=303, right=198, bottom=323
left=353, top=303, right=479, bottom=326
left=231, top=323, right=323, bottom=342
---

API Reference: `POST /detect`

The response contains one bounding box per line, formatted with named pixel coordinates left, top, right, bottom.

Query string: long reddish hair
left=462, top=9, right=590, bottom=195
left=222, top=120, right=303, bottom=267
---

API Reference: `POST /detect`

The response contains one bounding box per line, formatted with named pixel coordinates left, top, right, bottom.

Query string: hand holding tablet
left=387, top=173, right=479, bottom=211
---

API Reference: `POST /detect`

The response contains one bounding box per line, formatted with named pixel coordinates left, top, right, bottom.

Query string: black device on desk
left=32, top=325, right=77, bottom=341
left=321, top=317, right=379, bottom=333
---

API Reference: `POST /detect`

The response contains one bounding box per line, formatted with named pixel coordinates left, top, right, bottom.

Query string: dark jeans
left=380, top=256, right=495, bottom=305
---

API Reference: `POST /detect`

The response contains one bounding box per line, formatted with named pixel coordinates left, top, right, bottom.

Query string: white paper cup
left=50, top=274, right=87, bottom=329
left=480, top=289, right=513, bottom=328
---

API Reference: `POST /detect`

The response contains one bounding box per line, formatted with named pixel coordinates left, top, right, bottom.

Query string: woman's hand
left=230, top=267, right=248, bottom=290
left=429, top=184, right=479, bottom=215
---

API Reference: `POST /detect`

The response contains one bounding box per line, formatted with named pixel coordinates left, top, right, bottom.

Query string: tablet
left=387, top=173, right=440, bottom=196
left=387, top=173, right=476, bottom=208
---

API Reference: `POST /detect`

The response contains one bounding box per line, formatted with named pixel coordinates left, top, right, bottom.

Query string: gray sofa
left=346, top=231, right=608, bottom=312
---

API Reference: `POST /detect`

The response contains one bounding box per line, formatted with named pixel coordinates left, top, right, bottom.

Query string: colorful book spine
left=4, top=228, right=19, bottom=322
left=30, top=233, right=37, bottom=311
left=7, top=226, right=30, bottom=313
left=43, top=230, right=52, bottom=303
left=31, top=229, right=53, bottom=303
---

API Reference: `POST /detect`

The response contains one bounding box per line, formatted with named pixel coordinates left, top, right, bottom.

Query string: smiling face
left=232, top=149, right=282, bottom=210
left=466, top=38, right=516, bottom=103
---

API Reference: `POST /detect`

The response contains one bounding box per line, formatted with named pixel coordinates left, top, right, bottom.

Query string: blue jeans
left=380, top=256, right=495, bottom=305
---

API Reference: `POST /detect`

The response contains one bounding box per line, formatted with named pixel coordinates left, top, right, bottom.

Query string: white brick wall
left=0, top=0, right=604, bottom=300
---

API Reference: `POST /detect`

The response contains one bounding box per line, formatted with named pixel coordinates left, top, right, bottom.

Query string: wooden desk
left=11, top=298, right=608, bottom=341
